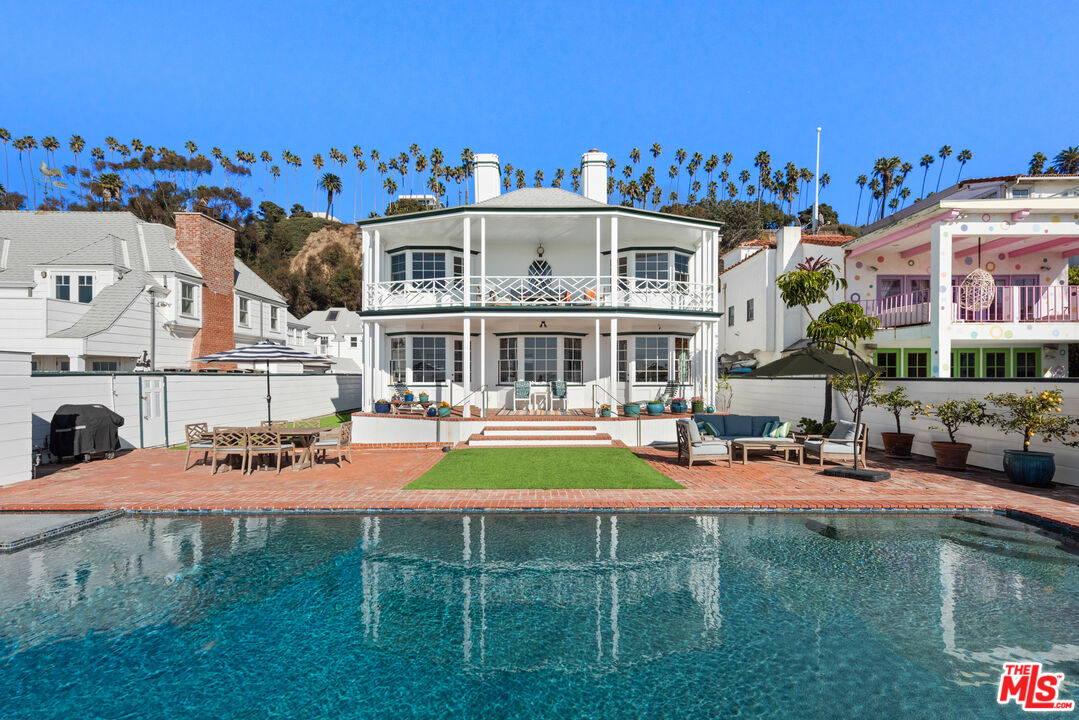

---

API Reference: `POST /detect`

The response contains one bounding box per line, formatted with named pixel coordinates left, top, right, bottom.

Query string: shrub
left=912, top=399, right=987, bottom=444
left=870, top=386, right=919, bottom=434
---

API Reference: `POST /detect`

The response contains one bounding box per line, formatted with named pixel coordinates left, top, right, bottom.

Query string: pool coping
left=0, top=509, right=125, bottom=553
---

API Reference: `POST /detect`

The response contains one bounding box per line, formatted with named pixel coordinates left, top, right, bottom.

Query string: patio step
left=467, top=432, right=613, bottom=448
left=479, top=425, right=600, bottom=437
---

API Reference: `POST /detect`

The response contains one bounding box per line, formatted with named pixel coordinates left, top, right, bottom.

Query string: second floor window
left=390, top=253, right=406, bottom=281
left=674, top=253, right=690, bottom=283
left=181, top=282, right=196, bottom=316
left=55, top=275, right=70, bottom=301
left=727, top=306, right=735, bottom=326
left=270, top=307, right=279, bottom=331
left=238, top=298, right=250, bottom=327
left=412, top=252, right=445, bottom=284
left=350, top=336, right=358, bottom=347
left=635, top=252, right=669, bottom=281
left=78, top=275, right=93, bottom=303
left=746, top=298, right=755, bottom=322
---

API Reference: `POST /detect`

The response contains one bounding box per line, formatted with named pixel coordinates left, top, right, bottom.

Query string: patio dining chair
left=260, top=420, right=287, bottom=428
left=210, top=427, right=248, bottom=475
left=513, top=381, right=531, bottom=411
left=549, top=381, right=568, bottom=411
left=314, top=421, right=353, bottom=467
left=286, top=419, right=321, bottom=428
left=183, top=422, right=213, bottom=471
left=246, top=428, right=294, bottom=474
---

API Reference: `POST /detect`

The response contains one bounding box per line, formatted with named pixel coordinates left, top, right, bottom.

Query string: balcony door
left=528, top=259, right=552, bottom=299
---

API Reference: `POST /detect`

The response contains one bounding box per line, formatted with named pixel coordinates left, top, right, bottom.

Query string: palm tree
left=460, top=148, right=474, bottom=204
left=40, top=136, right=60, bottom=205
left=260, top=150, right=272, bottom=200
left=918, top=154, right=934, bottom=198
left=855, top=174, right=867, bottom=222
left=515, top=168, right=525, bottom=190
left=0, top=128, right=9, bottom=188
left=900, top=187, right=911, bottom=208
left=13, top=136, right=28, bottom=201
left=674, top=148, right=687, bottom=195
left=629, top=147, right=640, bottom=165
left=95, top=172, right=124, bottom=206
left=270, top=165, right=280, bottom=202
left=1029, top=152, right=1048, bottom=175
left=738, top=169, right=750, bottom=197
left=352, top=146, right=364, bottom=221
left=370, top=149, right=380, bottom=212
left=552, top=168, right=564, bottom=188
left=867, top=177, right=881, bottom=224
left=668, top=164, right=679, bottom=197
left=69, top=134, right=85, bottom=204
left=1052, top=146, right=1079, bottom=174
left=22, top=136, right=38, bottom=207
left=818, top=173, right=830, bottom=194
left=935, top=145, right=952, bottom=191
left=754, top=151, right=770, bottom=213
left=704, top=155, right=718, bottom=186
left=312, top=153, right=324, bottom=211
left=570, top=167, right=581, bottom=193
left=873, top=156, right=902, bottom=220
left=955, top=149, right=972, bottom=181
left=319, top=172, right=342, bottom=216
left=650, top=143, right=661, bottom=161
left=533, top=169, right=543, bottom=187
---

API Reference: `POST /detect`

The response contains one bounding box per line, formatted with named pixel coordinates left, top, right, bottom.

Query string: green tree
left=0, top=128, right=9, bottom=188
left=319, top=172, right=342, bottom=216
left=1053, top=146, right=1079, bottom=174
left=955, top=149, right=972, bottom=181
left=1029, top=152, right=1047, bottom=175
left=935, top=145, right=952, bottom=191
left=872, top=156, right=902, bottom=220
left=918, top=154, right=934, bottom=198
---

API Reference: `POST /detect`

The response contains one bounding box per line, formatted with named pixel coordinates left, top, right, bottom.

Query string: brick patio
left=2, top=446, right=1078, bottom=530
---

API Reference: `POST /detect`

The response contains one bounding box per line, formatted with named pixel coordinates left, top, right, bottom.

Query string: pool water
left=2, top=513, right=1077, bottom=719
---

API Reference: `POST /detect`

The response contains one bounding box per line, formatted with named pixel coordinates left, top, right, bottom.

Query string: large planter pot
left=880, top=432, right=915, bottom=458
left=404, top=393, right=414, bottom=402
left=623, top=403, right=641, bottom=417
left=418, top=394, right=429, bottom=403
left=670, top=400, right=687, bottom=414
left=437, top=406, right=452, bottom=418
left=374, top=402, right=391, bottom=414
left=931, top=441, right=972, bottom=470
left=601, top=409, right=612, bottom=417
left=691, top=400, right=705, bottom=414
left=1002, top=449, right=1056, bottom=487
left=646, top=401, right=665, bottom=416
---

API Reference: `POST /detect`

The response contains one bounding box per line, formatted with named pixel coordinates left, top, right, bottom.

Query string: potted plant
left=374, top=399, right=391, bottom=414
left=716, top=373, right=733, bottom=413
left=437, top=400, right=452, bottom=417
left=984, top=387, right=1079, bottom=487
left=670, top=397, right=687, bottom=414
left=426, top=406, right=437, bottom=417
left=623, top=401, right=641, bottom=417
left=646, top=399, right=665, bottom=415
left=599, top=403, right=612, bottom=418
left=690, top=396, right=705, bottom=414
left=418, top=392, right=429, bottom=403
left=402, top=388, right=414, bottom=402
left=913, top=399, right=986, bottom=470
left=870, top=385, right=919, bottom=458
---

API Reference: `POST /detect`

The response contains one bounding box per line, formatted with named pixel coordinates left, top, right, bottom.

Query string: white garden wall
left=728, top=377, right=1079, bottom=485
left=0, top=351, right=33, bottom=485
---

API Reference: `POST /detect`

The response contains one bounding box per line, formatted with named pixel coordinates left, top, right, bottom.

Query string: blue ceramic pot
left=404, top=393, right=414, bottom=402
left=670, top=401, right=687, bottom=414
left=705, top=406, right=715, bottom=413
left=623, top=403, right=640, bottom=417
left=374, top=402, right=391, bottom=414
left=646, top=401, right=665, bottom=416
left=427, top=407, right=437, bottom=417
left=601, top=409, right=612, bottom=417
left=1002, top=449, right=1055, bottom=487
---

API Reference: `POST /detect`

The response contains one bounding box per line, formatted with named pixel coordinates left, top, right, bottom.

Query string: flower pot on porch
left=691, top=401, right=705, bottom=414
left=931, top=441, right=972, bottom=470
left=646, top=401, right=665, bottom=416
left=426, top=407, right=437, bottom=417
left=374, top=402, right=391, bottom=414
left=1002, top=449, right=1055, bottom=487
left=404, top=393, right=414, bottom=402
left=670, top=400, right=687, bottom=414
left=438, top=405, right=452, bottom=417
left=623, top=403, right=641, bottom=417
left=418, top=394, right=429, bottom=403
left=880, top=432, right=914, bottom=458
left=601, top=409, right=612, bottom=417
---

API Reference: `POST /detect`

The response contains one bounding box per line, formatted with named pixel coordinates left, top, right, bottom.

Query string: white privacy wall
left=30, top=373, right=364, bottom=450
left=728, top=377, right=1079, bottom=485
left=0, top=351, right=33, bottom=485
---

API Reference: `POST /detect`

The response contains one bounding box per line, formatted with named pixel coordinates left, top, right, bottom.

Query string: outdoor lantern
left=536, top=243, right=544, bottom=257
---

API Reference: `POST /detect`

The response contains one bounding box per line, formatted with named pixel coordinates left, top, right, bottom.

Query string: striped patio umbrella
left=193, top=342, right=335, bottom=424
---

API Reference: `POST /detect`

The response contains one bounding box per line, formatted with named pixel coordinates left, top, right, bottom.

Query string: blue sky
left=2, top=0, right=1077, bottom=223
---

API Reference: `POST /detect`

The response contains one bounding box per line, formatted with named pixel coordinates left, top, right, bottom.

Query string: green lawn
left=405, top=447, right=683, bottom=490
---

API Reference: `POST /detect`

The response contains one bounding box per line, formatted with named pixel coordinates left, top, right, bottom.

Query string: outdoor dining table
left=198, top=427, right=326, bottom=471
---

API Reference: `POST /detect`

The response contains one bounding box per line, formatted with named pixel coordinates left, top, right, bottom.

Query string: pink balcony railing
left=952, top=285, right=1079, bottom=323
left=859, top=289, right=931, bottom=329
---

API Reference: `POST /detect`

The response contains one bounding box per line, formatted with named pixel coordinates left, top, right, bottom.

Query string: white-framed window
left=180, top=282, right=197, bottom=317
left=523, top=336, right=558, bottom=382
left=411, top=336, right=446, bottom=383
left=55, top=274, right=71, bottom=301
left=727, top=305, right=735, bottom=326
left=675, top=337, right=691, bottom=382
left=635, top=337, right=669, bottom=383
left=350, top=336, right=358, bottom=348
left=238, top=297, right=250, bottom=327
left=617, top=339, right=628, bottom=382
left=674, top=253, right=690, bottom=283
left=77, top=275, right=93, bottom=303
left=412, top=252, right=446, bottom=288
left=390, top=338, right=407, bottom=383
left=746, top=298, right=754, bottom=322
left=635, top=252, right=669, bottom=280
left=453, top=339, right=464, bottom=382
left=269, top=306, right=279, bottom=331
left=1011, top=188, right=1029, bottom=198
left=563, top=337, right=582, bottom=383
left=499, top=338, right=517, bottom=384
left=390, top=253, right=406, bottom=281
left=92, top=360, right=118, bottom=372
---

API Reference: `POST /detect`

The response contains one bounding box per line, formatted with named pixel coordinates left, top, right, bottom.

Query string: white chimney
left=580, top=149, right=608, bottom=203
left=473, top=153, right=501, bottom=203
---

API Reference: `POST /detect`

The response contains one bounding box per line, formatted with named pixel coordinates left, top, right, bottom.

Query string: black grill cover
left=49, top=404, right=125, bottom=458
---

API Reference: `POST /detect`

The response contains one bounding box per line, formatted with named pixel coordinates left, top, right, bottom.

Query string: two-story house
left=301, top=307, right=364, bottom=372
left=0, top=211, right=294, bottom=371
left=357, top=150, right=724, bottom=413
left=847, top=175, right=1079, bottom=378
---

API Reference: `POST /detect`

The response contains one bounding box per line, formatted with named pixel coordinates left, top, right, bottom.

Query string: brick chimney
left=175, top=212, right=235, bottom=362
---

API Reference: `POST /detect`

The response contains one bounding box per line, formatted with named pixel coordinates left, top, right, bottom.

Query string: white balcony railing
left=859, top=285, right=1079, bottom=329
left=368, top=276, right=714, bottom=311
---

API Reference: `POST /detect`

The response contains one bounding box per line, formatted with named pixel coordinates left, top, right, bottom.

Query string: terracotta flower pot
left=880, top=432, right=914, bottom=458
left=931, top=441, right=971, bottom=470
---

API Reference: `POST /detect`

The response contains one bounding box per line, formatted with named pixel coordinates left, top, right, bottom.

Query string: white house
left=0, top=211, right=295, bottom=371
left=846, top=175, right=1079, bottom=378
left=301, top=307, right=364, bottom=372
left=358, top=149, right=724, bottom=413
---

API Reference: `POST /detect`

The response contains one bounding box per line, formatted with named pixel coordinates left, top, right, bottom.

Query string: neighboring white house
left=301, top=307, right=365, bottom=372
left=718, top=227, right=849, bottom=369
left=358, top=149, right=724, bottom=413
left=0, top=211, right=297, bottom=371
left=846, top=175, right=1079, bottom=378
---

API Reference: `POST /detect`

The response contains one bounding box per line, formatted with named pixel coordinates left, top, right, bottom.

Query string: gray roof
left=234, top=258, right=287, bottom=303
left=473, top=187, right=607, bottom=208
left=285, top=310, right=310, bottom=328
left=49, top=274, right=163, bottom=338
left=301, top=307, right=364, bottom=335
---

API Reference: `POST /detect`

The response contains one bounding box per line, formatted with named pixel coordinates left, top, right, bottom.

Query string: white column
left=609, top=217, right=619, bottom=307
left=479, top=318, right=486, bottom=416
left=480, top=217, right=487, bottom=306
left=595, top=218, right=601, bottom=306
left=362, top=322, right=373, bottom=411
left=373, top=322, right=383, bottom=405
left=594, top=318, right=601, bottom=383
left=609, top=317, right=618, bottom=405
left=929, top=222, right=952, bottom=378
left=373, top=230, right=381, bottom=286
left=361, top=230, right=371, bottom=310
left=463, top=217, right=471, bottom=306
left=463, top=317, right=472, bottom=417
left=711, top=231, right=720, bottom=313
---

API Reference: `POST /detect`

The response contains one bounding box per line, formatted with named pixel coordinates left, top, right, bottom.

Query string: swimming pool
left=1, top=513, right=1076, bottom=719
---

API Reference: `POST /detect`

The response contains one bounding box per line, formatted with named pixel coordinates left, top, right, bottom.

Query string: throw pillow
left=761, top=421, right=777, bottom=438
left=768, top=421, right=791, bottom=438
left=699, top=421, right=720, bottom=437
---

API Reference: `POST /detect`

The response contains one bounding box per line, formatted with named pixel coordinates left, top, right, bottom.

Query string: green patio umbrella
left=747, top=347, right=879, bottom=378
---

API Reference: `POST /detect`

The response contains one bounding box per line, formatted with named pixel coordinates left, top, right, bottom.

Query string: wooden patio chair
left=676, top=419, right=732, bottom=468
left=210, top=427, right=248, bottom=475
left=803, top=421, right=868, bottom=467
left=287, top=419, right=321, bottom=428
left=314, top=421, right=353, bottom=467
left=246, top=428, right=294, bottom=474
left=260, top=420, right=287, bottom=428
left=184, top=422, right=213, bottom=471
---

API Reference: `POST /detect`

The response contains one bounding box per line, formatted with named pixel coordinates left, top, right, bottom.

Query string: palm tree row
left=853, top=146, right=973, bottom=225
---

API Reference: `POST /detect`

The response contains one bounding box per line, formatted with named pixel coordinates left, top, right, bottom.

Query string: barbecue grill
left=48, top=404, right=125, bottom=461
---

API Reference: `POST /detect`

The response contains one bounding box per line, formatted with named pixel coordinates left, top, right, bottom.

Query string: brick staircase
left=466, top=420, right=613, bottom=447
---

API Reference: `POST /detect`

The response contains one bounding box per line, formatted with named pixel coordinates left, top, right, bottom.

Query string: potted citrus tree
left=984, top=387, right=1079, bottom=487
left=870, top=385, right=920, bottom=458
left=914, top=399, right=986, bottom=469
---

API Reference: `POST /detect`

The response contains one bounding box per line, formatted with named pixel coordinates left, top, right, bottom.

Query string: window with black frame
left=523, top=336, right=557, bottom=382
left=563, top=337, right=582, bottom=383
left=674, top=253, right=690, bottom=288
left=617, top=339, right=628, bottom=382
left=635, top=337, right=669, bottom=383
left=453, top=339, right=464, bottom=382
left=498, top=338, right=517, bottom=384
left=411, top=336, right=446, bottom=383
left=390, top=338, right=407, bottom=382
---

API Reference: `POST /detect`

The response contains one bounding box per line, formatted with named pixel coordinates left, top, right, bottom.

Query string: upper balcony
left=859, top=285, right=1079, bottom=330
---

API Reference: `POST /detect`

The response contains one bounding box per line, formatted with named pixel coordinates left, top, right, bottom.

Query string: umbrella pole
left=266, top=360, right=272, bottom=425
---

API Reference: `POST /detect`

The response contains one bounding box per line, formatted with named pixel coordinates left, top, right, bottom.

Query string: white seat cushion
left=730, top=437, right=796, bottom=444
left=805, top=440, right=856, bottom=455
left=250, top=442, right=294, bottom=451
left=691, top=442, right=729, bottom=456
left=313, top=439, right=338, bottom=447
left=189, top=441, right=213, bottom=449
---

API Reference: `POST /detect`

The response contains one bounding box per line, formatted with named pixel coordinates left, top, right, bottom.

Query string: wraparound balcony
left=367, top=276, right=714, bottom=312
left=859, top=285, right=1079, bottom=329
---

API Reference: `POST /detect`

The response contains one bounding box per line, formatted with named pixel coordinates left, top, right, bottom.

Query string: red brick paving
left=2, top=447, right=1078, bottom=530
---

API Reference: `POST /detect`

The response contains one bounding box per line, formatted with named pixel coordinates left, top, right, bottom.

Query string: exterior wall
left=175, top=213, right=235, bottom=359
left=233, top=293, right=288, bottom=345
left=0, top=351, right=32, bottom=485
left=726, top=376, right=1079, bottom=485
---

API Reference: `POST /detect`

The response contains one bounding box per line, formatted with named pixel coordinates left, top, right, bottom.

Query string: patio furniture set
left=183, top=420, right=353, bottom=474
left=675, top=414, right=868, bottom=468
left=512, top=380, right=569, bottom=412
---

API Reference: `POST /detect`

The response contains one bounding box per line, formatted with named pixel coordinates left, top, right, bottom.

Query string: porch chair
left=210, top=427, right=248, bottom=475
left=183, top=422, right=213, bottom=471
left=245, top=428, right=294, bottom=474
left=513, top=381, right=531, bottom=411
left=676, top=419, right=732, bottom=468
left=549, top=381, right=568, bottom=412
left=313, top=421, right=353, bottom=467
left=393, top=383, right=418, bottom=414
left=802, top=420, right=868, bottom=467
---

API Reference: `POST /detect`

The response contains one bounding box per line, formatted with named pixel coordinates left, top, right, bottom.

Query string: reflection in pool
left=1, top=513, right=1077, bottom=719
